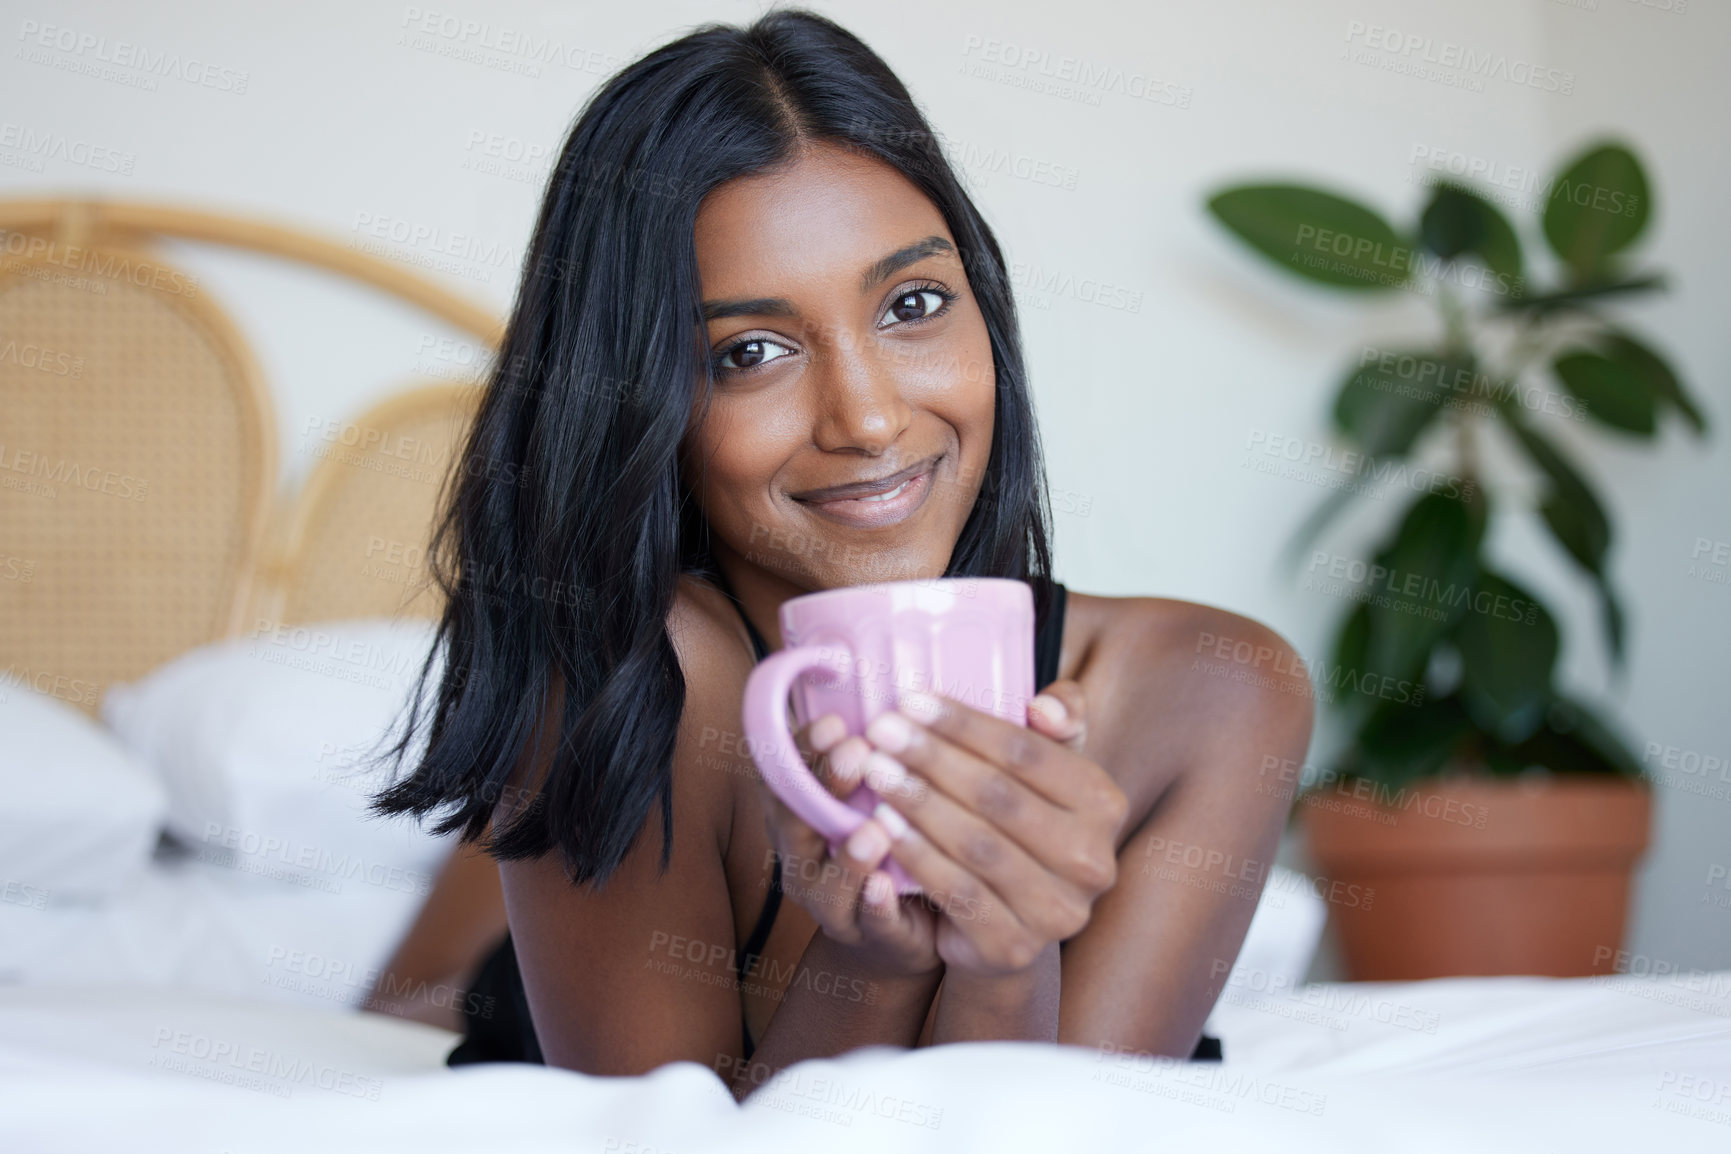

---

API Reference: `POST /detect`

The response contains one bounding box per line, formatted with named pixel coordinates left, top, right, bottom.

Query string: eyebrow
left=859, top=235, right=956, bottom=292
left=698, top=235, right=958, bottom=322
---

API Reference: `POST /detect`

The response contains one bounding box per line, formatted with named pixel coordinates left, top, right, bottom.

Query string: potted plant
left=1205, top=140, right=1707, bottom=979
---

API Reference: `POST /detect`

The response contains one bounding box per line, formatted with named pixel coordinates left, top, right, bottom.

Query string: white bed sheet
left=0, top=846, right=428, bottom=1010
left=2, top=970, right=1727, bottom=1153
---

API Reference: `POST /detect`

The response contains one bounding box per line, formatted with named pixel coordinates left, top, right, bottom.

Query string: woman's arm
left=1053, top=601, right=1313, bottom=1056
left=928, top=943, right=1061, bottom=1043
left=847, top=599, right=1311, bottom=1057
left=505, top=586, right=945, bottom=1089
left=920, top=682, right=1093, bottom=1046
left=361, top=838, right=508, bottom=1031
left=724, top=927, right=943, bottom=1100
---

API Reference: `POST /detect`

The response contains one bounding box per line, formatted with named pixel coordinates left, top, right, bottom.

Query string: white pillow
left=100, top=617, right=456, bottom=899
left=0, top=684, right=169, bottom=900
left=1229, top=864, right=1329, bottom=991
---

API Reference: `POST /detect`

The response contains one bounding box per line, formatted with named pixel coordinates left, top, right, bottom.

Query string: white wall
left=4, top=0, right=1725, bottom=970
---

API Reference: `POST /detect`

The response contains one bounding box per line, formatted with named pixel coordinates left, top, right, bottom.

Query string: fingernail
left=872, top=801, right=910, bottom=841
left=898, top=689, right=944, bottom=722
left=846, top=820, right=889, bottom=863
left=863, top=751, right=909, bottom=794
left=809, top=714, right=847, bottom=752
left=1031, top=694, right=1067, bottom=725
left=828, top=739, right=868, bottom=785
left=865, top=710, right=913, bottom=753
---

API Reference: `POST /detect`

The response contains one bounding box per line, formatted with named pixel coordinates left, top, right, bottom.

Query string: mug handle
left=742, top=645, right=921, bottom=894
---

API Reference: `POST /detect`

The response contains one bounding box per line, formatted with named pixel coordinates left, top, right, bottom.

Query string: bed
left=3, top=198, right=1728, bottom=1152
left=2, top=970, right=1728, bottom=1151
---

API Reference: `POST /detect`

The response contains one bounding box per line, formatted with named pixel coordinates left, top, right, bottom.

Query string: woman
left=372, top=7, right=1312, bottom=1100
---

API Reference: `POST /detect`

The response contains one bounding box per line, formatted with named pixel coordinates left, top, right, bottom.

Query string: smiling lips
left=792, top=454, right=941, bottom=529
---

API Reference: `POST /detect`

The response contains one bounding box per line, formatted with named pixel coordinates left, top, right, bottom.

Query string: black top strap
left=1035, top=581, right=1067, bottom=692
left=710, top=567, right=771, bottom=662
left=739, top=853, right=783, bottom=986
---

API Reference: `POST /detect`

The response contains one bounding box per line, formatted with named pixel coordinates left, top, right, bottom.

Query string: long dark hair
left=371, top=7, right=1057, bottom=887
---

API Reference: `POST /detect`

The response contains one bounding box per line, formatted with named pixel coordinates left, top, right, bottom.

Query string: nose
left=807, top=326, right=912, bottom=455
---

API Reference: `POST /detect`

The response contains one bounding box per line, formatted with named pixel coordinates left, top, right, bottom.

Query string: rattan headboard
left=0, top=199, right=502, bottom=716
left=253, top=382, right=482, bottom=628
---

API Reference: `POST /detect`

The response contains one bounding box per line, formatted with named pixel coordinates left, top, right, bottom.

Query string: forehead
left=693, top=142, right=952, bottom=292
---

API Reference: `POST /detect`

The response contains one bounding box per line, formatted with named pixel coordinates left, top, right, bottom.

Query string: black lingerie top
left=444, top=577, right=1223, bottom=1066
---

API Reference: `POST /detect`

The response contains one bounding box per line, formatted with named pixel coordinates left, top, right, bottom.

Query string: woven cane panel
left=0, top=251, right=269, bottom=717
left=276, top=384, right=481, bottom=627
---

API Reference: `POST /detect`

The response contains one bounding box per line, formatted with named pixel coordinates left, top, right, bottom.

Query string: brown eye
left=881, top=289, right=948, bottom=327
left=716, top=337, right=793, bottom=372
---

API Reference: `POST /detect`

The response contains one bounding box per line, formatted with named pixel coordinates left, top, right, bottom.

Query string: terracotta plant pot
left=1299, top=774, right=1653, bottom=980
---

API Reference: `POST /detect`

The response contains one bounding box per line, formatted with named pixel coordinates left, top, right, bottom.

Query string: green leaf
left=1419, top=184, right=1481, bottom=261
left=1333, top=599, right=1371, bottom=677
left=1280, top=486, right=1358, bottom=572
left=1332, top=350, right=1460, bottom=457
left=1421, top=182, right=1523, bottom=281
left=1329, top=599, right=1374, bottom=723
left=1500, top=414, right=1609, bottom=560
left=1599, top=586, right=1626, bottom=671
left=1537, top=496, right=1622, bottom=664
left=1481, top=739, right=1529, bottom=777
left=1542, top=142, right=1651, bottom=280
left=1506, top=696, right=1646, bottom=778
left=1537, top=491, right=1609, bottom=574
left=1543, top=696, right=1645, bottom=777
left=1208, top=184, right=1411, bottom=291
left=1554, top=350, right=1658, bottom=435
left=1601, top=331, right=1707, bottom=435
left=1351, top=693, right=1475, bottom=789
left=1493, top=274, right=1664, bottom=317
left=1498, top=411, right=1624, bottom=666
left=1362, top=492, right=1484, bottom=685
left=1452, top=570, right=1559, bottom=742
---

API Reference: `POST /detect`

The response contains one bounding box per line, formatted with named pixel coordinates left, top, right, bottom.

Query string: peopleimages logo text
left=1344, top=22, right=1575, bottom=95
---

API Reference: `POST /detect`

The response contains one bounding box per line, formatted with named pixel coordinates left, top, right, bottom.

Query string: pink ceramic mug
left=740, top=577, right=1035, bottom=894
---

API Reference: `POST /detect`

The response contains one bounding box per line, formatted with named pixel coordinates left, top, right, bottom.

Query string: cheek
left=948, top=327, right=997, bottom=438
left=685, top=406, right=788, bottom=515
left=948, top=305, right=997, bottom=403
left=897, top=312, right=995, bottom=404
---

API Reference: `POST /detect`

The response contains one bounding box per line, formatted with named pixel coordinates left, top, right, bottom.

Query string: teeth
left=855, top=477, right=912, bottom=503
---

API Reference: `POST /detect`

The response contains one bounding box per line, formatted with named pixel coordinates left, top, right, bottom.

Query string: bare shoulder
left=670, top=572, right=754, bottom=665
left=493, top=575, right=756, bottom=1072
left=1061, top=592, right=1314, bottom=798
left=668, top=574, right=761, bottom=837
left=1068, top=593, right=1304, bottom=675
left=488, top=575, right=747, bottom=833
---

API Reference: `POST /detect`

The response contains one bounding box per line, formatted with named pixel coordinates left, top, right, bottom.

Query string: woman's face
left=680, top=140, right=997, bottom=597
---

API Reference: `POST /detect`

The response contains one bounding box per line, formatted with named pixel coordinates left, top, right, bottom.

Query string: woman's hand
left=754, top=715, right=944, bottom=981
left=840, top=681, right=1129, bottom=978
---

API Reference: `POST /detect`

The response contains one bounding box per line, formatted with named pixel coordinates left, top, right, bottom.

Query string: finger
left=772, top=820, right=884, bottom=937
left=862, top=709, right=1115, bottom=909
left=760, top=787, right=834, bottom=871
left=869, top=775, right=1086, bottom=947
left=787, top=713, right=863, bottom=803
left=799, top=712, right=849, bottom=756
left=892, top=689, right=1088, bottom=809
left=821, top=733, right=874, bottom=794
left=1028, top=681, right=1087, bottom=754
left=817, top=817, right=899, bottom=928
left=862, top=725, right=1055, bottom=863
left=850, top=867, right=939, bottom=969
left=868, top=798, right=1032, bottom=948
left=855, top=868, right=907, bottom=933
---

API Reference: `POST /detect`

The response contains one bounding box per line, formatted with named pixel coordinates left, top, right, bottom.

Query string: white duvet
left=2, top=968, right=1727, bottom=1153
left=5, top=661, right=1727, bottom=1152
